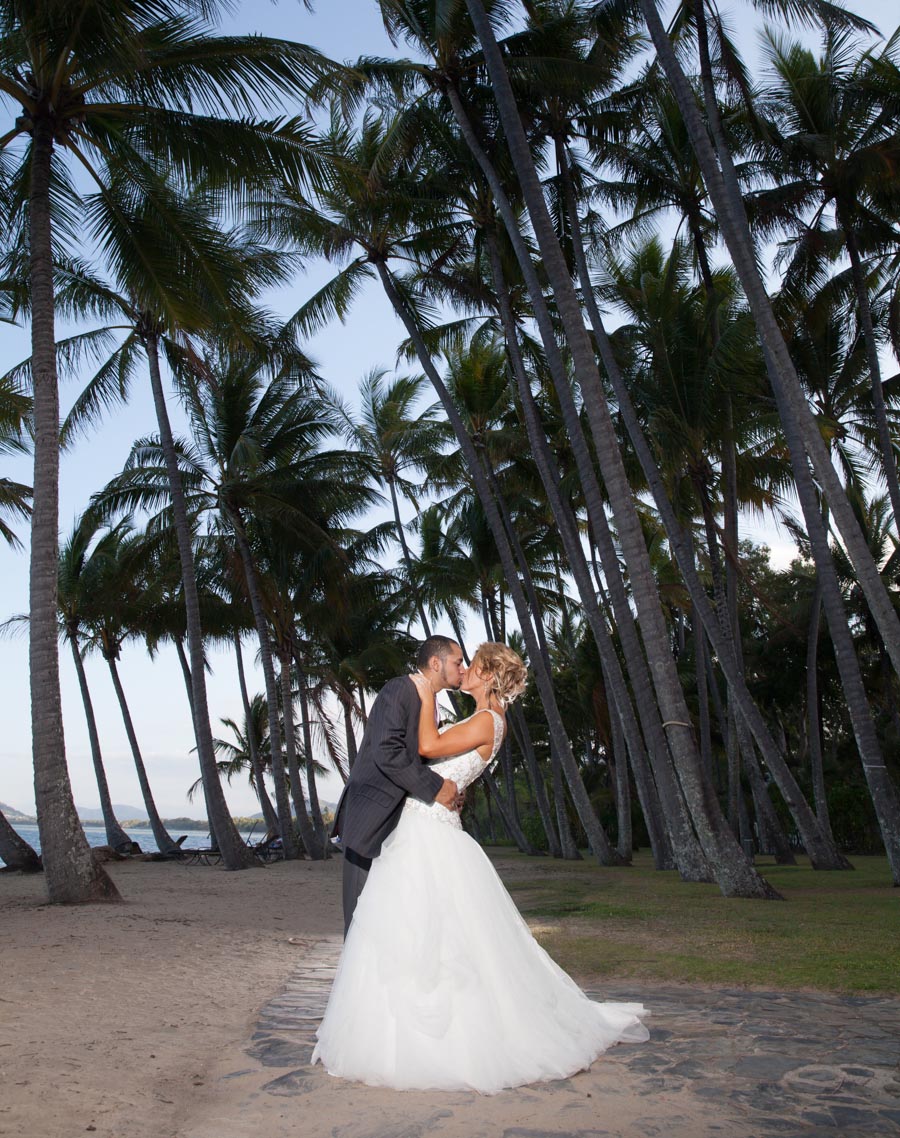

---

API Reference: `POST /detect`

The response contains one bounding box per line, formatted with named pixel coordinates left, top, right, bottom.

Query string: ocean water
left=3, top=822, right=262, bottom=865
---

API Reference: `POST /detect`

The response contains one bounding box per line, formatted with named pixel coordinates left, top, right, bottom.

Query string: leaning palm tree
left=0, top=0, right=336, bottom=897
left=79, top=521, right=181, bottom=855
left=58, top=514, right=132, bottom=851
left=0, top=807, right=41, bottom=873
left=367, top=1, right=776, bottom=896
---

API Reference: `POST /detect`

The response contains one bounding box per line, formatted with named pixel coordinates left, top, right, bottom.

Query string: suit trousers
left=342, top=847, right=372, bottom=937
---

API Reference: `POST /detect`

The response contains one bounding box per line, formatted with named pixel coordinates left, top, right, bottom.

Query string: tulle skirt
left=312, top=808, right=649, bottom=1093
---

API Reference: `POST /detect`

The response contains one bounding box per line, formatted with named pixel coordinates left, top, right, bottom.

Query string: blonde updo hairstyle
left=471, top=642, right=528, bottom=708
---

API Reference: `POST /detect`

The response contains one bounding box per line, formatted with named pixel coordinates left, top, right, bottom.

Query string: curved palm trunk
left=225, top=509, right=299, bottom=859
left=638, top=0, right=900, bottom=684
left=105, top=655, right=178, bottom=854
left=68, top=634, right=131, bottom=850
left=0, top=808, right=42, bottom=873
left=234, top=633, right=279, bottom=834
left=375, top=262, right=620, bottom=867
left=143, top=334, right=254, bottom=870
left=28, top=118, right=119, bottom=904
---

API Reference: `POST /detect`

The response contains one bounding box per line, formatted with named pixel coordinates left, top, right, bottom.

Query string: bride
left=312, top=642, right=649, bottom=1094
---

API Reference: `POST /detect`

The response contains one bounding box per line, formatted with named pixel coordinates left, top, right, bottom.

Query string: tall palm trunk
left=143, top=333, right=254, bottom=869
left=234, top=633, right=279, bottom=834
left=68, top=633, right=131, bottom=850
left=224, top=509, right=299, bottom=858
left=295, top=662, right=329, bottom=853
left=482, top=765, right=539, bottom=854
left=506, top=704, right=563, bottom=857
left=638, top=0, right=900, bottom=684
left=0, top=808, right=42, bottom=873
left=486, top=227, right=685, bottom=875
left=694, top=616, right=714, bottom=783
left=464, top=0, right=777, bottom=897
left=478, top=436, right=601, bottom=861
left=548, top=752, right=580, bottom=859
left=172, top=638, right=217, bottom=841
left=610, top=712, right=633, bottom=861
left=842, top=226, right=900, bottom=525
left=338, top=688, right=357, bottom=773
left=28, top=117, right=119, bottom=903
left=279, top=648, right=324, bottom=858
left=555, top=134, right=844, bottom=870
left=375, top=261, right=620, bottom=866
left=806, top=583, right=834, bottom=839
left=105, top=654, right=178, bottom=854
left=762, top=344, right=896, bottom=876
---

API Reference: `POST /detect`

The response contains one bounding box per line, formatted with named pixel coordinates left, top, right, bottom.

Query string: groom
left=333, top=635, right=465, bottom=935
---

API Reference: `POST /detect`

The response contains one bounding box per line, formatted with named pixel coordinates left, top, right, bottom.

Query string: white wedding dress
left=312, top=710, right=650, bottom=1094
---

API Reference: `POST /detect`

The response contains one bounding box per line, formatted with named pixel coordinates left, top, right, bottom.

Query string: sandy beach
left=3, top=855, right=898, bottom=1138
left=0, top=857, right=341, bottom=1138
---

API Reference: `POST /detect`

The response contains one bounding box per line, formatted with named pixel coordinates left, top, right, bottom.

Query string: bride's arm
left=410, top=675, right=495, bottom=759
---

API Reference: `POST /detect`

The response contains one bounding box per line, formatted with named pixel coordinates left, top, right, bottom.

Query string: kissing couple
left=312, top=634, right=649, bottom=1093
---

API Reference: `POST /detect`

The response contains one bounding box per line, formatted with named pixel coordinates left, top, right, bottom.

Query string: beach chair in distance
left=181, top=835, right=222, bottom=866
left=248, top=831, right=284, bottom=863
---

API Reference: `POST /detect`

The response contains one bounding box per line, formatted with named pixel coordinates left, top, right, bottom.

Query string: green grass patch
left=491, top=849, right=900, bottom=994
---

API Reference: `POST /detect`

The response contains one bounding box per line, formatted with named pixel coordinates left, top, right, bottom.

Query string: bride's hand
left=410, top=673, right=433, bottom=703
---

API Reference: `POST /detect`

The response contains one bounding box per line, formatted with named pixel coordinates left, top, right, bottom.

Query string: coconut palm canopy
left=1, top=0, right=899, bottom=898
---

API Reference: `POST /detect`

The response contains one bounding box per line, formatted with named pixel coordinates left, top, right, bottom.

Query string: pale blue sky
left=0, top=0, right=896, bottom=820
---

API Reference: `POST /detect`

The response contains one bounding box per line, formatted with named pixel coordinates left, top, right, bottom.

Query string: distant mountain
left=78, top=804, right=148, bottom=822
left=0, top=800, right=35, bottom=822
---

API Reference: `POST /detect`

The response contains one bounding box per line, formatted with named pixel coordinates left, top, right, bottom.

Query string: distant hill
left=78, top=804, right=148, bottom=822
left=0, top=800, right=35, bottom=822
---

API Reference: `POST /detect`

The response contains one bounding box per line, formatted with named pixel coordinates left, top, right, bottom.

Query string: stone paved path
left=179, top=937, right=900, bottom=1138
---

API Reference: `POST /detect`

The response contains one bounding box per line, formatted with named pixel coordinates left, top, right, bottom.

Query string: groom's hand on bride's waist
left=434, top=778, right=461, bottom=811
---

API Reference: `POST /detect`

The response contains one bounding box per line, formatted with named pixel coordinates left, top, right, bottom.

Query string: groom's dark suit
left=333, top=675, right=444, bottom=934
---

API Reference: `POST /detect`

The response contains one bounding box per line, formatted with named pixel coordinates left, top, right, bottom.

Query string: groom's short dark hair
left=416, top=635, right=459, bottom=669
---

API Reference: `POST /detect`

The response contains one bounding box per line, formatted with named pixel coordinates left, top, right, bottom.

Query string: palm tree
left=58, top=515, right=132, bottom=851
left=417, top=0, right=774, bottom=896
left=0, top=807, right=41, bottom=873
left=0, top=0, right=338, bottom=896
left=635, top=0, right=900, bottom=696
left=334, top=370, right=445, bottom=635
left=79, top=521, right=181, bottom=855
left=752, top=27, right=900, bottom=525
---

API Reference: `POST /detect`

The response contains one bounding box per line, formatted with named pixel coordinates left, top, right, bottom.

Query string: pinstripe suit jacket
left=333, top=675, right=444, bottom=859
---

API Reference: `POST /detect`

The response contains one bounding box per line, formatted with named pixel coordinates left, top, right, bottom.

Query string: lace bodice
left=403, top=709, right=505, bottom=830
